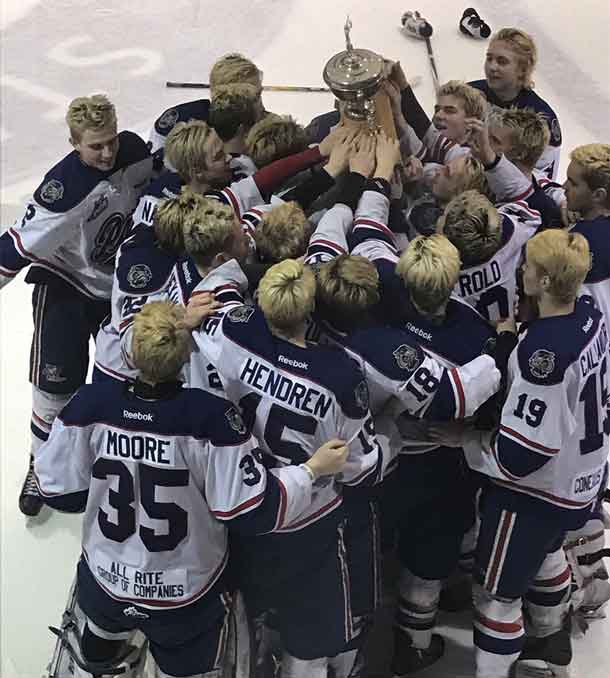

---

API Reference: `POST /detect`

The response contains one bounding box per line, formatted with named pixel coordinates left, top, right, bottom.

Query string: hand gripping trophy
left=323, top=17, right=398, bottom=138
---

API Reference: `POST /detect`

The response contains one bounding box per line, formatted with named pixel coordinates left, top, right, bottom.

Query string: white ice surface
left=1, top=1, right=609, bottom=676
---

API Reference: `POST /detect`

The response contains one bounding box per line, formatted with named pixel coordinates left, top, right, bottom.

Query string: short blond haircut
left=396, top=235, right=461, bottom=316
left=246, top=114, right=308, bottom=168
left=209, top=83, right=260, bottom=141
left=316, top=255, right=380, bottom=329
left=258, top=259, right=316, bottom=332
left=209, top=53, right=260, bottom=91
left=254, top=202, right=310, bottom=263
left=526, top=229, right=590, bottom=304
left=437, top=81, right=487, bottom=120
left=462, top=156, right=493, bottom=199
left=488, top=107, right=550, bottom=169
left=437, top=190, right=503, bottom=266
left=491, top=28, right=538, bottom=89
left=152, top=187, right=211, bottom=254
left=183, top=198, right=236, bottom=268
left=131, top=301, right=191, bottom=383
left=571, top=144, right=610, bottom=208
left=66, top=94, right=117, bottom=141
left=165, top=120, right=215, bottom=182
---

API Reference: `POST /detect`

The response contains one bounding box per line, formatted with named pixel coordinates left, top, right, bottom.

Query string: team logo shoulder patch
left=157, top=108, right=179, bottom=131
left=228, top=305, right=254, bottom=323
left=225, top=406, right=247, bottom=435
left=127, top=264, right=153, bottom=289
left=393, top=344, right=420, bottom=371
left=40, top=179, right=64, bottom=204
left=528, top=349, right=556, bottom=379
left=354, top=379, right=370, bottom=412
left=87, top=194, right=109, bottom=222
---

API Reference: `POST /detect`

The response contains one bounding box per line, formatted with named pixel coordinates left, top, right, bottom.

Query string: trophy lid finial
left=344, top=15, right=354, bottom=52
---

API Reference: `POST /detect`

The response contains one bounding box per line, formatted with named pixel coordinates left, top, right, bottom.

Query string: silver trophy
left=323, top=17, right=386, bottom=127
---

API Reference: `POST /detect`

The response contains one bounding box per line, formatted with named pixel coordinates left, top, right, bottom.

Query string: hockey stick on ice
left=424, top=37, right=440, bottom=92
left=166, top=82, right=331, bottom=93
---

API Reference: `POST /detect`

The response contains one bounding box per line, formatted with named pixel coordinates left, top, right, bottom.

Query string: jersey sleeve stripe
left=221, top=187, right=241, bottom=218
left=274, top=476, right=288, bottom=530
left=212, top=490, right=266, bottom=518
left=499, top=425, right=559, bottom=455
left=449, top=368, right=466, bottom=419
left=308, top=238, right=347, bottom=254
left=354, top=217, right=395, bottom=239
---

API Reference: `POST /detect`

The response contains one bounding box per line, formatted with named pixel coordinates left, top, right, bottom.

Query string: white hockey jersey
left=191, top=304, right=383, bottom=531
left=94, top=226, right=202, bottom=382
left=35, top=379, right=316, bottom=609
left=0, top=132, right=152, bottom=299
left=463, top=298, right=610, bottom=509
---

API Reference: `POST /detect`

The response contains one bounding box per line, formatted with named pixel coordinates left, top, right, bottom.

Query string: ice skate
left=19, top=455, right=43, bottom=516
left=391, top=630, right=444, bottom=676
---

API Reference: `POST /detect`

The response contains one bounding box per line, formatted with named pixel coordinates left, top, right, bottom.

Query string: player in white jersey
left=0, top=95, right=152, bottom=516
left=35, top=300, right=348, bottom=678
left=190, top=259, right=382, bottom=678
left=438, top=190, right=538, bottom=323
left=434, top=230, right=606, bottom=678
left=93, top=190, right=220, bottom=383
left=562, top=144, right=610, bottom=617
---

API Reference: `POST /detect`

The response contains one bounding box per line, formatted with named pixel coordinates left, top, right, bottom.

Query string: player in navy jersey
left=36, top=300, right=349, bottom=678
left=148, top=53, right=266, bottom=169
left=0, top=94, right=152, bottom=517
left=190, top=259, right=383, bottom=678
left=367, top=235, right=498, bottom=675
left=433, top=230, right=605, bottom=678
left=469, top=28, right=562, bottom=180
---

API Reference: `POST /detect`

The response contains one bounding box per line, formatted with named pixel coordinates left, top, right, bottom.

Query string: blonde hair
left=246, top=114, right=308, bottom=168
left=209, top=83, right=260, bottom=141
left=437, top=81, right=487, bottom=120
left=316, top=255, right=380, bottom=329
left=165, top=120, right=216, bottom=182
left=183, top=198, right=236, bottom=267
left=396, top=235, right=461, bottom=316
left=437, top=190, right=503, bottom=266
left=491, top=28, right=538, bottom=89
left=258, top=259, right=316, bottom=332
left=526, top=230, right=591, bottom=304
left=209, top=53, right=260, bottom=91
left=571, top=144, right=610, bottom=208
left=488, top=107, right=550, bottom=169
left=454, top=156, right=494, bottom=200
left=255, top=202, right=310, bottom=263
left=152, top=187, right=211, bottom=254
left=131, top=301, right=191, bottom=383
left=66, top=94, right=116, bottom=141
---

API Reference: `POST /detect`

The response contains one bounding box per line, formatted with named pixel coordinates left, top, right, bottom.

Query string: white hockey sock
left=281, top=653, right=327, bottom=678
left=328, top=649, right=358, bottom=678
left=395, top=567, right=442, bottom=649
left=31, top=386, right=72, bottom=456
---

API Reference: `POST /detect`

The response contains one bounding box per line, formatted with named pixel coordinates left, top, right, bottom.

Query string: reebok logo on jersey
left=182, top=261, right=192, bottom=284
left=123, top=410, right=154, bottom=422
left=406, top=322, right=432, bottom=341
left=278, top=355, right=309, bottom=370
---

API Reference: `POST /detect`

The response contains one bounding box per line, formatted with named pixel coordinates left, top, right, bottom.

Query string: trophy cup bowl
left=323, top=48, right=385, bottom=122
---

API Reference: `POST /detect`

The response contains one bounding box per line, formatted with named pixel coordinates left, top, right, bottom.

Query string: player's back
left=395, top=296, right=496, bottom=454
left=38, top=379, right=247, bottom=609
left=195, top=304, right=380, bottom=530
left=493, top=298, right=609, bottom=509
left=454, top=215, right=533, bottom=322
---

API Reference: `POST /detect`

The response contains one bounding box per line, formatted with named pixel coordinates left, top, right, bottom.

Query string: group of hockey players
left=2, top=23, right=610, bottom=678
